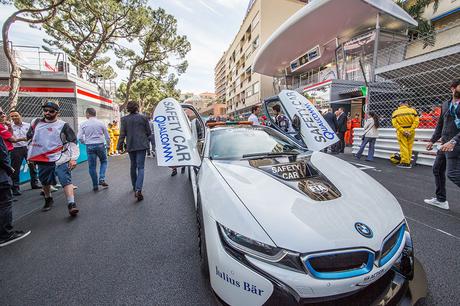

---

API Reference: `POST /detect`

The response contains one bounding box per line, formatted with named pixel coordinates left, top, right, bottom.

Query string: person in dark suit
left=335, top=107, right=348, bottom=153
left=117, top=101, right=151, bottom=201
left=322, top=108, right=338, bottom=153
left=0, top=137, right=30, bottom=247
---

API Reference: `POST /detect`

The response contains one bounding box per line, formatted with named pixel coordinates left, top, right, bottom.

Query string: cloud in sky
left=0, top=1, right=249, bottom=94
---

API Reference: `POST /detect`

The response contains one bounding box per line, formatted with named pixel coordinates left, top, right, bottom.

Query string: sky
left=0, top=0, right=249, bottom=94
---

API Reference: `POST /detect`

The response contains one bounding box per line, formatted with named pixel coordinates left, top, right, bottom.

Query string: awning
left=253, top=0, right=417, bottom=77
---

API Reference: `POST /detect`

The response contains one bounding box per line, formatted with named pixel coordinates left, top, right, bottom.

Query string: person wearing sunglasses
left=26, top=101, right=80, bottom=217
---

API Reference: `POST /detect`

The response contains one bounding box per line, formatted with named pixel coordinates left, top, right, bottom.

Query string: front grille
left=379, top=224, right=406, bottom=266
left=304, top=250, right=374, bottom=279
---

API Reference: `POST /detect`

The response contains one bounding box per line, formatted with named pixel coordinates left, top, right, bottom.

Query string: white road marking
left=406, top=217, right=460, bottom=241
left=349, top=162, right=380, bottom=172
left=399, top=198, right=460, bottom=222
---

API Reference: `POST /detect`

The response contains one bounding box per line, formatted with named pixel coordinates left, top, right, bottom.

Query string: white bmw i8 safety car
left=153, top=91, right=427, bottom=306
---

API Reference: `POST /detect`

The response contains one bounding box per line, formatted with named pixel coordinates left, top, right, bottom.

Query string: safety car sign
left=278, top=90, right=339, bottom=151
left=153, top=98, right=201, bottom=167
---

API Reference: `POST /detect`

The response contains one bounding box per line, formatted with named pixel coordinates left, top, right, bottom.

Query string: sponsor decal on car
left=278, top=90, right=339, bottom=151
left=215, top=266, right=265, bottom=296
left=153, top=98, right=201, bottom=167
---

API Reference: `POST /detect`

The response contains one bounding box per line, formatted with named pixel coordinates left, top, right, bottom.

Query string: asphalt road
left=1, top=153, right=459, bottom=305
left=0, top=155, right=215, bottom=306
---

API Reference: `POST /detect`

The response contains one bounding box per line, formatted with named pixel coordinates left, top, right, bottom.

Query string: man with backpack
left=27, top=101, right=80, bottom=217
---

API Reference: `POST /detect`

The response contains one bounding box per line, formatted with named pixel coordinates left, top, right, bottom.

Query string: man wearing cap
left=27, top=101, right=80, bottom=216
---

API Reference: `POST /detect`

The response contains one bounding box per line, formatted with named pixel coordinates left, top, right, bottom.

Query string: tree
left=34, top=0, right=149, bottom=77
left=115, top=7, right=191, bottom=106
left=116, top=75, right=180, bottom=114
left=2, top=0, right=64, bottom=110
left=397, top=0, right=439, bottom=46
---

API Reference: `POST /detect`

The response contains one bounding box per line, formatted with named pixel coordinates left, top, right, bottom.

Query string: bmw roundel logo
left=355, top=222, right=373, bottom=238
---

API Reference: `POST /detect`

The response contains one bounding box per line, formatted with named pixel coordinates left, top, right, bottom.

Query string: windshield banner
left=153, top=98, right=201, bottom=167
left=278, top=90, right=339, bottom=151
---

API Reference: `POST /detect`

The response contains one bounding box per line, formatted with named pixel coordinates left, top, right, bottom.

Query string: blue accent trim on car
left=379, top=224, right=406, bottom=267
left=432, top=7, right=460, bottom=22
left=304, top=251, right=375, bottom=280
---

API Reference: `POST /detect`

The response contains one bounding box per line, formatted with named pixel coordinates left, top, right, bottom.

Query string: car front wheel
left=196, top=196, right=209, bottom=279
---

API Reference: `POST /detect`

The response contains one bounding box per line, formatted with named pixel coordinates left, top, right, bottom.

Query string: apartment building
left=405, top=0, right=460, bottom=58
left=214, top=52, right=227, bottom=104
left=221, top=0, right=308, bottom=116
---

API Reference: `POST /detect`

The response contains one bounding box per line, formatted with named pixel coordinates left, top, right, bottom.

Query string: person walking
left=335, top=107, right=347, bottom=153
left=392, top=101, right=420, bottom=168
left=248, top=106, right=260, bottom=125
left=117, top=101, right=151, bottom=201
left=77, top=108, right=111, bottom=191
left=0, top=137, right=30, bottom=247
left=27, top=101, right=80, bottom=217
left=424, top=79, right=460, bottom=210
left=9, top=110, right=41, bottom=195
left=355, top=112, right=379, bottom=161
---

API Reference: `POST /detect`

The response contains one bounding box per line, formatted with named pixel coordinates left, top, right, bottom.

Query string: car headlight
left=391, top=225, right=414, bottom=280
left=218, top=223, right=305, bottom=273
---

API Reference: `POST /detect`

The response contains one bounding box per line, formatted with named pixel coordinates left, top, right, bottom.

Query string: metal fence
left=0, top=79, right=78, bottom=130
left=367, top=22, right=460, bottom=128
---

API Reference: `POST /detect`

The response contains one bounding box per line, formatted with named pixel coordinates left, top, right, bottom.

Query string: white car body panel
left=153, top=97, right=418, bottom=305
left=203, top=210, right=274, bottom=306
left=211, top=151, right=404, bottom=253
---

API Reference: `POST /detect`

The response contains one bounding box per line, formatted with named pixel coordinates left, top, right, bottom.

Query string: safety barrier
left=352, top=128, right=437, bottom=166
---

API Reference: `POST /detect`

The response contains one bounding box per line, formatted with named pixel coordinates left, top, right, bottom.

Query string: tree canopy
left=117, top=76, right=180, bottom=114
left=115, top=7, right=190, bottom=105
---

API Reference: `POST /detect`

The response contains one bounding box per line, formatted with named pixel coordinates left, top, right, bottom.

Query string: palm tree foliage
left=396, top=0, right=439, bottom=47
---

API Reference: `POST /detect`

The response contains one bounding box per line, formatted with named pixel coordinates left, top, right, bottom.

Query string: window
left=209, top=127, right=303, bottom=160
left=253, top=82, right=260, bottom=94
left=246, top=85, right=253, bottom=97
left=252, top=36, right=260, bottom=50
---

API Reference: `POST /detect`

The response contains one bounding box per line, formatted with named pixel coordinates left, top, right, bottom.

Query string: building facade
left=214, top=52, right=227, bottom=104
left=218, top=0, right=308, bottom=116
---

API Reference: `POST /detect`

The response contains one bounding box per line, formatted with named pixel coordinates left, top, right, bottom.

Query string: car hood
left=212, top=152, right=404, bottom=253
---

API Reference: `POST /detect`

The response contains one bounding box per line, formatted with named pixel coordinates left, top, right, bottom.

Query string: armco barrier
left=352, top=128, right=437, bottom=166
left=18, top=143, right=88, bottom=184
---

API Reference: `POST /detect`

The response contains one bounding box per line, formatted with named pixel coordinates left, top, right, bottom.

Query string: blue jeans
left=86, top=143, right=108, bottom=188
left=128, top=150, right=146, bottom=191
left=356, top=137, right=377, bottom=161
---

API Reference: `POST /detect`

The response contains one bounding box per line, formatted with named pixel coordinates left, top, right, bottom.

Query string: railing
left=0, top=42, right=117, bottom=97
left=352, top=128, right=437, bottom=166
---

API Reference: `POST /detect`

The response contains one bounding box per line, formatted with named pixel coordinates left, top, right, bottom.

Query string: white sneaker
left=50, top=185, right=58, bottom=192
left=424, top=198, right=449, bottom=210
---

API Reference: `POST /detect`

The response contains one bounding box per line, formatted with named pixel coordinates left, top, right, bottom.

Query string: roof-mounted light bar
left=206, top=121, right=253, bottom=128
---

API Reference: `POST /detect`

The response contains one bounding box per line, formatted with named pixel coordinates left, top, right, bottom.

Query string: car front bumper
left=207, top=214, right=427, bottom=306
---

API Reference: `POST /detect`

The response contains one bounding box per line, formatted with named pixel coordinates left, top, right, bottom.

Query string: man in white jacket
left=27, top=101, right=80, bottom=217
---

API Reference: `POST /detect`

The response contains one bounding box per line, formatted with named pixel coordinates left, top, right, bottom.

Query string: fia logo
left=307, top=182, right=329, bottom=194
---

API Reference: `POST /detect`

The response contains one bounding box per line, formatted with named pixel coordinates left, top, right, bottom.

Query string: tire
left=196, top=198, right=210, bottom=279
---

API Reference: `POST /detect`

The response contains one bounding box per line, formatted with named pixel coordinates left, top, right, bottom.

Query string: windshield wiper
left=242, top=151, right=300, bottom=159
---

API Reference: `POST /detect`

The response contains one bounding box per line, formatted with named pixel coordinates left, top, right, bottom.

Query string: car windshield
left=209, top=126, right=306, bottom=160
